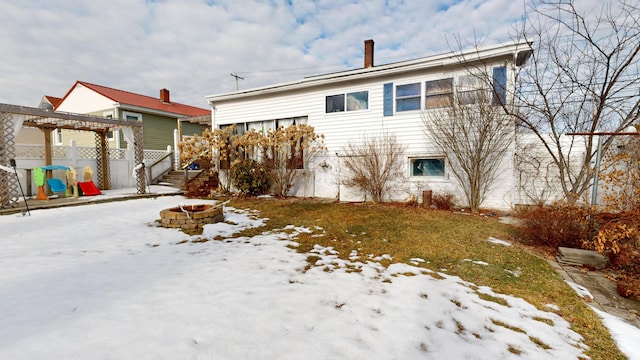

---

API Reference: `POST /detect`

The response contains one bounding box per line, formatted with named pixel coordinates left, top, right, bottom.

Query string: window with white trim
left=52, top=128, right=62, bottom=145
left=457, top=75, right=484, bottom=105
left=104, top=114, right=115, bottom=141
left=396, top=83, right=421, bottom=112
left=123, top=111, right=141, bottom=122
left=425, top=78, right=453, bottom=108
left=325, top=91, right=368, bottom=113
left=411, top=158, right=445, bottom=177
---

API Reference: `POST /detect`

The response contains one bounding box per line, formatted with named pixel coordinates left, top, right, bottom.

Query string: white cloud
left=0, top=0, right=605, bottom=108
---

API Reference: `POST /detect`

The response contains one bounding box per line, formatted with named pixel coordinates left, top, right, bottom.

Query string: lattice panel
left=143, top=149, right=168, bottom=164
left=52, top=146, right=67, bottom=159
left=134, top=127, right=146, bottom=194
left=78, top=147, right=98, bottom=159
left=95, top=132, right=111, bottom=190
left=15, top=145, right=45, bottom=158
left=109, top=148, right=127, bottom=160
left=0, top=112, right=19, bottom=208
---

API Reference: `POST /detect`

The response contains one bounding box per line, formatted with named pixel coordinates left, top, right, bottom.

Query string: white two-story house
left=206, top=40, right=533, bottom=209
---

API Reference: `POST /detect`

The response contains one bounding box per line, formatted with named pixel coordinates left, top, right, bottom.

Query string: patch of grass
left=454, top=319, right=465, bottom=334
left=532, top=316, right=554, bottom=326
left=491, top=319, right=526, bottom=333
left=477, top=292, right=510, bottom=307
left=228, top=198, right=626, bottom=360
left=507, top=345, right=522, bottom=355
left=529, top=336, right=552, bottom=350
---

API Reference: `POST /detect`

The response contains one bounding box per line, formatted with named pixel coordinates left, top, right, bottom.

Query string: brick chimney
left=364, top=39, right=374, bottom=68
left=160, top=88, right=170, bottom=103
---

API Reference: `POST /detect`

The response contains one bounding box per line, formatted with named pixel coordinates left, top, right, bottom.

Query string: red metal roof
left=55, top=81, right=209, bottom=117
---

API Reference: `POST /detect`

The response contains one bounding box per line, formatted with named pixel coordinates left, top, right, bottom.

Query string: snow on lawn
left=0, top=196, right=610, bottom=359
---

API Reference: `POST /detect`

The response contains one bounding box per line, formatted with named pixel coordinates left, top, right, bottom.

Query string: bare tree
left=263, top=124, right=325, bottom=197
left=422, top=91, right=513, bottom=213
left=340, top=133, right=406, bottom=203
left=506, top=0, right=640, bottom=203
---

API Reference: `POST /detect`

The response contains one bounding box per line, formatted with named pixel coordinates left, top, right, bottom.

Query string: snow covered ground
left=0, top=194, right=638, bottom=359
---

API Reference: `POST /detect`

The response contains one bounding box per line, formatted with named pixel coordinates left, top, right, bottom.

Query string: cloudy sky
left=0, top=0, right=597, bottom=109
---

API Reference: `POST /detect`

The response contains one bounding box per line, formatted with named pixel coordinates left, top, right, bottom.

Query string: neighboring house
left=52, top=81, right=210, bottom=150
left=206, top=39, right=534, bottom=210
left=39, top=95, right=62, bottom=110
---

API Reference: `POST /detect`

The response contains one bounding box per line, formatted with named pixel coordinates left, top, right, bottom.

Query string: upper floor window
left=346, top=91, right=368, bottom=111
left=457, top=75, right=484, bottom=105
left=396, top=83, right=421, bottom=112
left=326, top=91, right=368, bottom=113
left=326, top=94, right=344, bottom=113
left=425, top=78, right=453, bottom=109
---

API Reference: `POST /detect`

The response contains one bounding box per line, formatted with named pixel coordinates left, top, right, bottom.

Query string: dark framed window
left=411, top=158, right=445, bottom=177
left=425, top=78, right=453, bottom=108
left=396, top=83, right=421, bottom=112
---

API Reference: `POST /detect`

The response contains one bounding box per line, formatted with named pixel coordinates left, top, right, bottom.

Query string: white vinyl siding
left=208, top=54, right=519, bottom=208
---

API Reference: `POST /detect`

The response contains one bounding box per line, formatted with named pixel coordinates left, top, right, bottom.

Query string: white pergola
left=0, top=103, right=146, bottom=208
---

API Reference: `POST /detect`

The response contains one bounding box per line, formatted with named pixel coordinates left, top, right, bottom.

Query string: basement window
left=411, top=158, right=445, bottom=177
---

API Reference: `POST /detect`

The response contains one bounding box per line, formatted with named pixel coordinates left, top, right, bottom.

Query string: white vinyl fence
left=12, top=141, right=172, bottom=197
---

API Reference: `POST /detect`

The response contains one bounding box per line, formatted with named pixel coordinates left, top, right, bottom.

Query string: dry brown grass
left=228, top=197, right=626, bottom=360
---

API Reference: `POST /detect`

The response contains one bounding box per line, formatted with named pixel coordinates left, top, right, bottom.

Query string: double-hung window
left=457, top=75, right=484, bottom=105
left=396, top=83, right=421, bottom=112
left=425, top=78, right=453, bottom=109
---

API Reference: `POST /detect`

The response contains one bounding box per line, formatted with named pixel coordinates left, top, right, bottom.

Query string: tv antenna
left=230, top=73, right=244, bottom=91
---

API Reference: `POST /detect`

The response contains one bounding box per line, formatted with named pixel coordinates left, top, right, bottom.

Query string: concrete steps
left=557, top=247, right=609, bottom=269
left=158, top=170, right=201, bottom=189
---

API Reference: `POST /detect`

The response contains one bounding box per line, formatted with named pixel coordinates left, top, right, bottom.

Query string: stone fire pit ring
left=159, top=204, right=224, bottom=233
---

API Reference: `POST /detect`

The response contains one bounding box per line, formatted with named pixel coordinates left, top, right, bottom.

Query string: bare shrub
left=340, top=133, right=406, bottom=203
left=263, top=124, right=325, bottom=197
left=431, top=192, right=457, bottom=210
left=515, top=205, right=591, bottom=248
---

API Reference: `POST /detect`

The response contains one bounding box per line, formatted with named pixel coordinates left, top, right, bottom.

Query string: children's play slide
left=77, top=180, right=102, bottom=196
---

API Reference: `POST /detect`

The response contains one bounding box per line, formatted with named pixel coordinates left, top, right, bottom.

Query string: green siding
left=116, top=110, right=176, bottom=151
left=182, top=122, right=207, bottom=137
left=141, top=114, right=177, bottom=150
